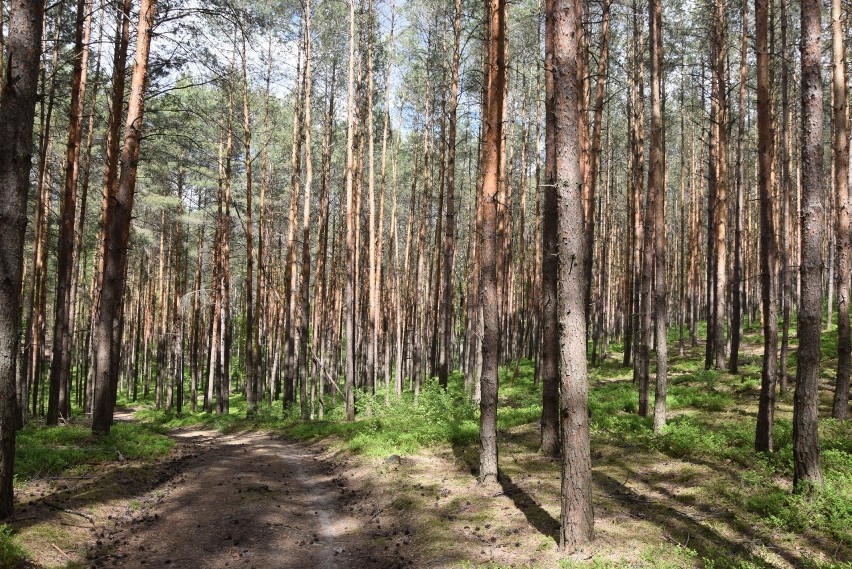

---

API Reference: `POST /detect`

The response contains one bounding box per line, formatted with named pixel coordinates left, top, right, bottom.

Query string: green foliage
left=667, top=385, right=732, bottom=412
left=0, top=525, right=27, bottom=569
left=15, top=421, right=174, bottom=480
left=291, top=377, right=480, bottom=456
left=744, top=474, right=851, bottom=544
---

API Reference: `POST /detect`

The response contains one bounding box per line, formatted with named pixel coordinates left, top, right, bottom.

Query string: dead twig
left=43, top=501, right=95, bottom=523
left=51, top=543, right=71, bottom=559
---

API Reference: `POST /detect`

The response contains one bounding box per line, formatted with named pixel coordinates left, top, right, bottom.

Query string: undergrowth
left=0, top=525, right=27, bottom=569
left=15, top=420, right=174, bottom=480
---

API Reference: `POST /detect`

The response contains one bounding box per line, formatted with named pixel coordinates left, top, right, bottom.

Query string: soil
left=7, top=415, right=417, bottom=569
left=84, top=427, right=417, bottom=569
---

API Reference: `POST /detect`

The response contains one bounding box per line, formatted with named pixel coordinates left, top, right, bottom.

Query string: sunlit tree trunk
left=711, top=0, right=728, bottom=371
left=730, top=0, right=747, bottom=374
left=478, top=0, right=506, bottom=484
left=298, top=0, right=313, bottom=421
left=48, top=0, right=92, bottom=424
left=344, top=0, right=357, bottom=421
left=553, top=0, right=594, bottom=549
left=92, top=0, right=157, bottom=434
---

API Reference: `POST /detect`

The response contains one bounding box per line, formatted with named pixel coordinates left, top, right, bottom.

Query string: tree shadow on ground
left=596, top=464, right=800, bottom=568
left=498, top=473, right=560, bottom=544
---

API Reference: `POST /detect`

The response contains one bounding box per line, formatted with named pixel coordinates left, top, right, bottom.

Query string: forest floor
left=4, top=326, right=851, bottom=569
left=5, top=412, right=418, bottom=569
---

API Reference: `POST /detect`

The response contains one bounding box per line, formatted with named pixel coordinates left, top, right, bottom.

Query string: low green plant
left=0, top=525, right=27, bottom=569
left=15, top=421, right=173, bottom=480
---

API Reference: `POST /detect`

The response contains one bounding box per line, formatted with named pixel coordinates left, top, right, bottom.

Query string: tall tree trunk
left=730, top=0, right=747, bottom=374
left=540, top=0, right=560, bottom=458
left=313, top=61, right=336, bottom=415
left=629, top=0, right=645, bottom=381
left=48, top=0, right=91, bottom=424
left=778, top=1, right=793, bottom=393
left=637, top=0, right=655, bottom=417
left=649, top=0, right=667, bottom=434
left=344, top=0, right=358, bottom=421
left=440, top=0, right=462, bottom=390
left=754, top=0, right=778, bottom=452
left=89, top=0, right=131, bottom=411
left=92, top=0, right=156, bottom=434
left=712, top=0, right=728, bottom=371
left=298, top=0, right=313, bottom=421
left=23, top=9, right=62, bottom=420
left=377, top=11, right=394, bottom=401
left=585, top=0, right=610, bottom=349
left=553, top=0, right=594, bottom=549
left=284, top=29, right=304, bottom=409
left=832, top=0, right=851, bottom=421
left=242, top=31, right=257, bottom=417
left=365, top=0, right=377, bottom=395
left=0, top=0, right=45, bottom=519
left=793, top=0, right=824, bottom=490
left=478, top=0, right=506, bottom=484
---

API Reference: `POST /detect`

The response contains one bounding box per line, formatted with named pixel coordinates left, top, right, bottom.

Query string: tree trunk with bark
left=540, top=0, right=560, bottom=458
left=0, top=0, right=45, bottom=519
left=754, top=0, right=778, bottom=452
left=649, top=0, right=667, bottom=434
left=793, top=0, right=825, bottom=490
left=48, top=0, right=91, bottom=424
left=478, top=0, right=506, bottom=485
left=92, top=0, right=157, bottom=434
left=344, top=0, right=358, bottom=421
left=832, top=0, right=851, bottom=421
left=553, top=0, right=594, bottom=549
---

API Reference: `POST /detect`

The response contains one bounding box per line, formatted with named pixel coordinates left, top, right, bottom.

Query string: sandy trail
left=92, top=427, right=408, bottom=569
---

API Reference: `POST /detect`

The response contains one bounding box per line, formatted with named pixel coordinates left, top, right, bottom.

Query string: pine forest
left=0, top=0, right=850, bottom=566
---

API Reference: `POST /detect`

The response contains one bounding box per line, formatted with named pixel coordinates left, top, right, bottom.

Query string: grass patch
left=15, top=420, right=174, bottom=480
left=0, top=525, right=27, bottom=569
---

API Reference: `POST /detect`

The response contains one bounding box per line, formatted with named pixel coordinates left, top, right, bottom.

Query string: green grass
left=15, top=420, right=174, bottom=480
left=0, top=525, right=27, bottom=569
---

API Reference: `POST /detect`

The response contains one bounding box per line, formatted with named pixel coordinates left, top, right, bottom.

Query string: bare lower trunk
left=793, top=0, right=824, bottom=490
left=553, top=0, right=594, bottom=550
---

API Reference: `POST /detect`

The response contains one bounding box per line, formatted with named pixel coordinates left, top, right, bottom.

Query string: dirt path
left=89, top=427, right=414, bottom=569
